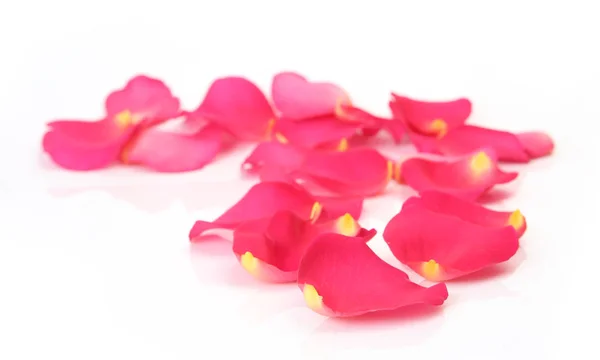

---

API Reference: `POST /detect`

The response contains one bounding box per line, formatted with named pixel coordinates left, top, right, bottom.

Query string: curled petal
left=125, top=123, right=227, bottom=172
left=189, top=181, right=357, bottom=241
left=297, top=233, right=449, bottom=317
left=338, top=105, right=405, bottom=143
left=399, top=149, right=518, bottom=200
left=383, top=198, right=520, bottom=281
left=42, top=118, right=133, bottom=170
left=335, top=105, right=380, bottom=127
left=359, top=127, right=381, bottom=138
left=406, top=131, right=442, bottom=153
left=272, top=116, right=361, bottom=149
left=233, top=211, right=375, bottom=283
left=242, top=160, right=366, bottom=220
left=242, top=142, right=392, bottom=199
left=251, top=178, right=366, bottom=220
left=242, top=141, right=306, bottom=175
left=253, top=166, right=299, bottom=184
left=425, top=125, right=554, bottom=163
left=390, top=93, right=471, bottom=137
left=436, top=126, right=527, bottom=161
left=192, top=76, right=275, bottom=141
left=313, top=195, right=364, bottom=220
left=414, top=191, right=527, bottom=237
left=189, top=182, right=316, bottom=241
left=105, top=75, right=181, bottom=127
left=297, top=147, right=394, bottom=197
left=271, top=71, right=351, bottom=120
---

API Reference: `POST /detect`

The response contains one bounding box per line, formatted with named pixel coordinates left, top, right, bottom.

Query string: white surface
left=1, top=1, right=599, bottom=359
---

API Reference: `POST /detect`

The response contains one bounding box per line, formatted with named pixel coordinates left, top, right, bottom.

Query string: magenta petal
left=126, top=122, right=228, bottom=172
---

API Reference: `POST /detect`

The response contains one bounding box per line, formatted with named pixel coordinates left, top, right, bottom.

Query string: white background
left=1, top=0, right=599, bottom=359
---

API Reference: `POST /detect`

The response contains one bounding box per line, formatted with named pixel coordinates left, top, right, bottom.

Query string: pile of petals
left=43, top=71, right=554, bottom=318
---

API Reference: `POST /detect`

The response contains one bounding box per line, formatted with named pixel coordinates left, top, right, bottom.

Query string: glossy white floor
left=1, top=1, right=598, bottom=359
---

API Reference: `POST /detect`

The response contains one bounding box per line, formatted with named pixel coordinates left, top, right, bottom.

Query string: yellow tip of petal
left=421, top=259, right=441, bottom=280
left=274, top=132, right=288, bottom=144
left=115, top=110, right=133, bottom=128
left=119, top=146, right=131, bottom=164
left=310, top=202, right=322, bottom=223
left=265, top=118, right=276, bottom=138
left=430, top=118, right=448, bottom=138
left=387, top=160, right=402, bottom=182
left=394, top=163, right=402, bottom=182
left=240, top=251, right=260, bottom=276
left=508, top=209, right=524, bottom=230
left=334, top=101, right=345, bottom=118
left=336, top=213, right=359, bottom=236
left=336, top=138, right=349, bottom=151
left=303, top=284, right=323, bottom=312
left=470, top=151, right=492, bottom=176
left=334, top=94, right=352, bottom=119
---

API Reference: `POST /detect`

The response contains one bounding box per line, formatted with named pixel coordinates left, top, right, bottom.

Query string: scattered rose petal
left=188, top=76, right=275, bottom=141
left=189, top=181, right=363, bottom=241
left=337, top=105, right=405, bottom=143
left=125, top=123, right=229, bottom=172
left=189, top=182, right=316, bottom=241
left=245, top=144, right=398, bottom=197
left=105, top=75, right=181, bottom=127
left=415, top=190, right=527, bottom=237
left=242, top=141, right=306, bottom=176
left=416, top=125, right=554, bottom=162
left=359, top=127, right=382, bottom=138
left=271, top=72, right=404, bottom=144
left=383, top=197, right=520, bottom=281
left=389, top=93, right=471, bottom=137
left=233, top=211, right=376, bottom=283
left=405, top=131, right=441, bottom=153
left=314, top=195, right=364, bottom=221
left=243, top=147, right=366, bottom=217
left=252, top=165, right=299, bottom=184
left=271, top=71, right=351, bottom=120
left=399, top=149, right=518, bottom=200
left=297, top=233, right=449, bottom=317
left=43, top=118, right=134, bottom=170
left=516, top=132, right=555, bottom=159
left=272, top=116, right=361, bottom=149
left=296, top=147, right=395, bottom=197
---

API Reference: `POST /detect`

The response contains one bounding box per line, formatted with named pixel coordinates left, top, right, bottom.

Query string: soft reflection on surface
left=40, top=143, right=259, bottom=213
left=235, top=285, right=305, bottom=324
left=189, top=238, right=305, bottom=323
left=48, top=178, right=258, bottom=213
left=306, top=305, right=446, bottom=349
left=189, top=238, right=258, bottom=287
